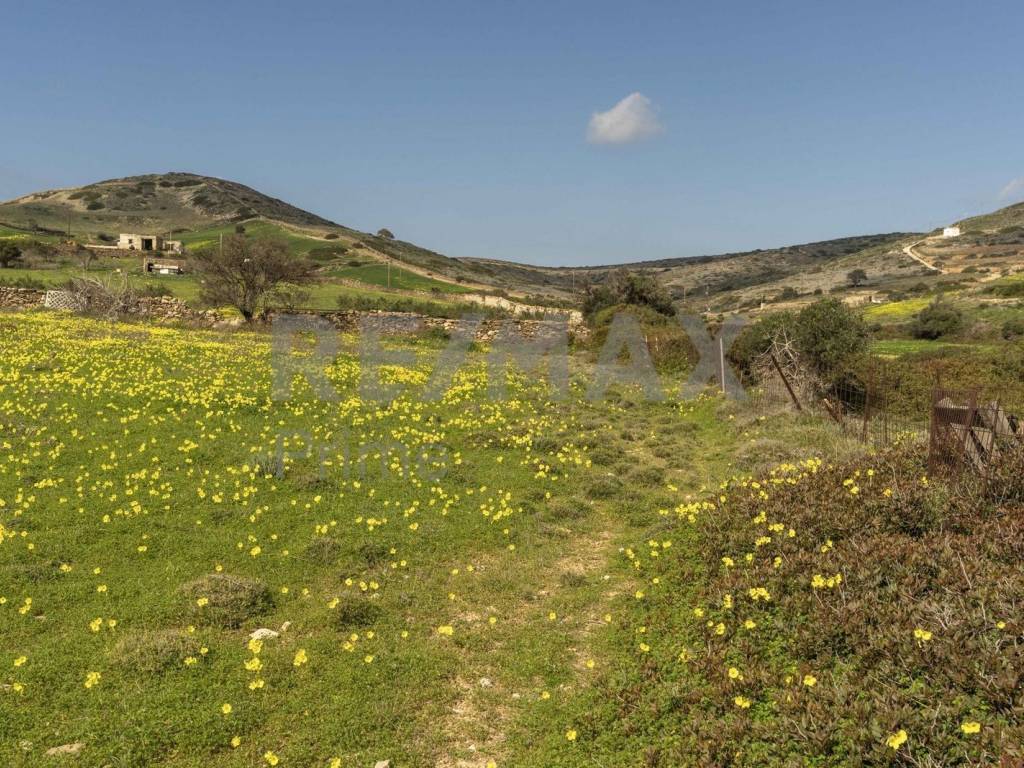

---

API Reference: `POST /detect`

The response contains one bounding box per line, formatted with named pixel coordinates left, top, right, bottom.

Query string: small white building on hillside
left=942, top=226, right=962, bottom=238
left=117, top=233, right=184, bottom=254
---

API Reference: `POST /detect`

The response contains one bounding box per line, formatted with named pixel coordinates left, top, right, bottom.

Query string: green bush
left=987, top=281, right=1024, bottom=298
left=728, top=311, right=794, bottom=382
left=730, top=300, right=868, bottom=385
left=307, top=245, right=348, bottom=262
left=911, top=299, right=963, bottom=339
left=588, top=303, right=695, bottom=373
left=793, top=299, right=869, bottom=380
left=583, top=269, right=675, bottom=319
left=138, top=284, right=174, bottom=298
left=1002, top=317, right=1024, bottom=339
left=778, top=286, right=799, bottom=300
left=179, top=573, right=273, bottom=628
left=0, top=275, right=45, bottom=289
left=0, top=242, right=23, bottom=268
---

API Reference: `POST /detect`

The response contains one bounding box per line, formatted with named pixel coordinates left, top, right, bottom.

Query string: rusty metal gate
left=929, top=388, right=1024, bottom=476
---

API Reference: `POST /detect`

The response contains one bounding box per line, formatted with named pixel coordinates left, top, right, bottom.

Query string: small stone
left=374, top=761, right=391, bottom=768
left=279, top=621, right=292, bottom=633
left=46, top=742, right=85, bottom=757
left=479, top=677, right=492, bottom=688
left=248, top=628, right=280, bottom=642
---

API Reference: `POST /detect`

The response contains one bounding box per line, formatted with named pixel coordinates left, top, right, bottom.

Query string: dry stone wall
left=0, top=288, right=588, bottom=340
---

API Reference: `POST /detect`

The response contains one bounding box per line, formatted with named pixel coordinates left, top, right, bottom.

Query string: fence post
left=861, top=372, right=872, bottom=444
left=719, top=337, right=726, bottom=397
left=770, top=353, right=802, bottom=412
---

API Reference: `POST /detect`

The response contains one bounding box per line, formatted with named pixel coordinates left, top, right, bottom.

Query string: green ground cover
left=0, top=311, right=1018, bottom=766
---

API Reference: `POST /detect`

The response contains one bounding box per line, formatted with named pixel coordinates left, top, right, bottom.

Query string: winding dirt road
left=902, top=239, right=945, bottom=274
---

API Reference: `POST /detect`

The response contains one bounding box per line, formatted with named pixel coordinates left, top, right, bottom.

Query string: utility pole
left=219, top=233, right=224, bottom=258
left=719, top=337, right=727, bottom=396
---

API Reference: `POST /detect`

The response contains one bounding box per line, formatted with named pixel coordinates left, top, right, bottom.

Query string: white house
left=942, top=226, right=961, bottom=238
left=117, top=233, right=184, bottom=254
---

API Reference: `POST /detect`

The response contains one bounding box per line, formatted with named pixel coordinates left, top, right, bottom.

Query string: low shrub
left=578, top=447, right=1024, bottom=764
left=911, top=299, right=963, bottom=339
left=332, top=594, right=383, bottom=629
left=138, top=284, right=174, bottom=298
left=1002, top=317, right=1024, bottom=339
left=179, top=573, right=274, bottom=628
left=113, top=630, right=201, bottom=674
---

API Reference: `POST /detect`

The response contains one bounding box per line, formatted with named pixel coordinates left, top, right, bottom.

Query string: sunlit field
left=1, top=312, right=1020, bottom=767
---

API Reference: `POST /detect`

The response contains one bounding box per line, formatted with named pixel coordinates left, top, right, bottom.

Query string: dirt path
left=432, top=511, right=629, bottom=768
left=903, top=239, right=945, bottom=274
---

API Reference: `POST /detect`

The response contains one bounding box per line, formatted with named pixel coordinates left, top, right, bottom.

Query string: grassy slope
left=325, top=263, right=471, bottom=294
left=0, top=219, right=479, bottom=311
left=0, top=312, right=876, bottom=768
left=955, top=200, right=1024, bottom=233
left=523, top=447, right=1023, bottom=766
left=0, top=174, right=499, bottom=296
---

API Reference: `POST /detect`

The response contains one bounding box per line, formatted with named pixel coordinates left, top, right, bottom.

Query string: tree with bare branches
left=191, top=236, right=316, bottom=321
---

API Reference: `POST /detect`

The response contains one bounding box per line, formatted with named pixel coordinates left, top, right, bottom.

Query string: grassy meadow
left=0, top=310, right=1021, bottom=767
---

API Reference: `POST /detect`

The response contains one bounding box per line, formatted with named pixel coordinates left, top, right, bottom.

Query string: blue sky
left=3, top=0, right=1023, bottom=266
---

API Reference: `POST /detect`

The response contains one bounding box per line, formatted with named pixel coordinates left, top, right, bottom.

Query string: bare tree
left=68, top=273, right=136, bottom=319
left=77, top=247, right=97, bottom=271
left=191, top=235, right=316, bottom=321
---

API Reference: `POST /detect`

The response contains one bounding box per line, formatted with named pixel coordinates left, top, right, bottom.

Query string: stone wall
left=131, top=296, right=223, bottom=325
left=268, top=310, right=587, bottom=342
left=0, top=288, right=223, bottom=326
left=0, top=288, right=588, bottom=340
left=0, top=287, right=45, bottom=309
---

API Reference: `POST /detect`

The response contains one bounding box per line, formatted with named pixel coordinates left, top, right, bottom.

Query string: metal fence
left=749, top=367, right=1024, bottom=479
left=747, top=364, right=930, bottom=449
left=929, top=388, right=1024, bottom=477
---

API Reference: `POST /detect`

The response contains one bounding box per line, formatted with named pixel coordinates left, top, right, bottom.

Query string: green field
left=0, top=252, right=475, bottom=315
left=327, top=263, right=471, bottom=294
left=0, top=225, right=61, bottom=243
left=0, top=311, right=1019, bottom=766
left=0, top=312, right=751, bottom=767
left=862, top=295, right=933, bottom=321
left=178, top=221, right=337, bottom=258
left=869, top=338, right=981, bottom=357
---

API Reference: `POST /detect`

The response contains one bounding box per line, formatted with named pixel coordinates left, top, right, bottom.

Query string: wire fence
left=747, top=365, right=1024, bottom=479
left=747, top=364, right=929, bottom=449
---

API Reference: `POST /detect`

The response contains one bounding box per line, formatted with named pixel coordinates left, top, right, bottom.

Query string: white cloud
left=587, top=92, right=664, bottom=145
left=999, top=177, right=1024, bottom=201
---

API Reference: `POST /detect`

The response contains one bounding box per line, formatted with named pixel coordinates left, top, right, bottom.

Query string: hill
left=0, top=172, right=502, bottom=297
left=461, top=232, right=921, bottom=308
left=3, top=173, right=1023, bottom=313
left=954, top=200, right=1024, bottom=234
left=0, top=172, right=343, bottom=235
